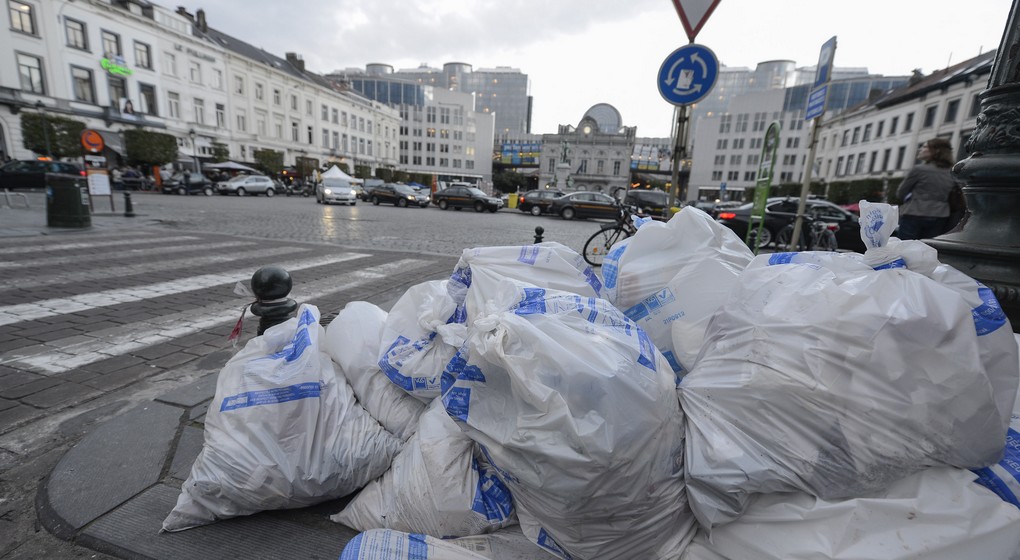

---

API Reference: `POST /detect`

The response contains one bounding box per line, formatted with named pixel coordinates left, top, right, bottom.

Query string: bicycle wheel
left=583, top=227, right=627, bottom=267
left=776, top=224, right=806, bottom=251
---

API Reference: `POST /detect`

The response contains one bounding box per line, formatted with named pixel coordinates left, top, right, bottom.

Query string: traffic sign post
left=80, top=129, right=115, bottom=212
left=792, top=36, right=838, bottom=246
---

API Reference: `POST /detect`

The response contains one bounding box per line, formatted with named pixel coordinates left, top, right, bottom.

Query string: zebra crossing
left=0, top=229, right=459, bottom=432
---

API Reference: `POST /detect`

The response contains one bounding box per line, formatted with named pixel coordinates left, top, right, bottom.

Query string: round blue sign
left=657, top=44, right=719, bottom=106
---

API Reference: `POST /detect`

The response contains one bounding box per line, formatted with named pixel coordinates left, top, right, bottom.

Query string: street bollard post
left=123, top=192, right=135, bottom=217
left=534, top=226, right=544, bottom=244
left=249, top=266, right=299, bottom=335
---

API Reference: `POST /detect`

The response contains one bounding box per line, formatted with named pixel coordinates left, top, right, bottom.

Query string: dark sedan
left=0, top=159, right=84, bottom=189
left=432, top=185, right=503, bottom=213
left=517, top=189, right=566, bottom=216
left=547, top=191, right=620, bottom=220
left=366, top=183, right=430, bottom=207
left=161, top=172, right=215, bottom=196
left=715, top=197, right=865, bottom=252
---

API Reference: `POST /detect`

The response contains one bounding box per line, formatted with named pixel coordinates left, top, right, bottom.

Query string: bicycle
left=582, top=205, right=638, bottom=267
left=775, top=215, right=839, bottom=252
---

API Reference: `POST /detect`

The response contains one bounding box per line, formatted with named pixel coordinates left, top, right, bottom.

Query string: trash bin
left=507, top=193, right=518, bottom=209
left=46, top=174, right=91, bottom=228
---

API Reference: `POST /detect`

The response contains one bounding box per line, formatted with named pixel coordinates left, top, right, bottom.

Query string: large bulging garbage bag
left=324, top=301, right=425, bottom=440
left=441, top=279, right=695, bottom=560
left=679, top=202, right=1019, bottom=528
left=162, top=305, right=402, bottom=532
left=332, top=399, right=516, bottom=537
left=600, top=207, right=753, bottom=374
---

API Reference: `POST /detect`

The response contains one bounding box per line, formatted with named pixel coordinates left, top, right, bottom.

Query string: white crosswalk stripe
left=2, top=258, right=430, bottom=375
left=0, top=240, right=256, bottom=270
left=0, top=252, right=370, bottom=327
left=0, top=235, right=201, bottom=256
left=0, top=245, right=306, bottom=290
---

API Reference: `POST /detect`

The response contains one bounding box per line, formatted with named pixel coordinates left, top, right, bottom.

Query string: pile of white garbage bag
left=164, top=205, right=1020, bottom=560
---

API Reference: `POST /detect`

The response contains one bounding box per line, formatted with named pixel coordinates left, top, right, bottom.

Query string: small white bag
left=323, top=301, right=425, bottom=440
left=332, top=400, right=516, bottom=537
left=340, top=527, right=546, bottom=560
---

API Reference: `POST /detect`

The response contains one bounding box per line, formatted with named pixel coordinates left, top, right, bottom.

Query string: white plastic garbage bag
left=600, top=208, right=753, bottom=373
left=378, top=280, right=465, bottom=401
left=442, top=280, right=695, bottom=560
left=332, top=399, right=516, bottom=537
left=324, top=301, right=425, bottom=440
left=340, top=526, right=546, bottom=560
left=679, top=203, right=1019, bottom=528
left=972, top=413, right=1020, bottom=511
left=692, top=468, right=1020, bottom=560
left=447, top=243, right=604, bottom=323
left=162, top=305, right=403, bottom=532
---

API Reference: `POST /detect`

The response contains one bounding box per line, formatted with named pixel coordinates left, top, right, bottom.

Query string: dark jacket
left=896, top=163, right=954, bottom=218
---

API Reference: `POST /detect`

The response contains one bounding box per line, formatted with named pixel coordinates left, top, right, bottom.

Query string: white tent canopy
left=321, top=165, right=363, bottom=184
left=204, top=161, right=259, bottom=173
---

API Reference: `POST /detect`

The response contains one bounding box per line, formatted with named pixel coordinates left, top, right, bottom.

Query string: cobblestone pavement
left=0, top=191, right=614, bottom=558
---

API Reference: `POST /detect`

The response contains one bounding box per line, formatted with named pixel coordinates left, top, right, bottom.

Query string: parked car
left=161, top=172, right=215, bottom=196
left=624, top=189, right=670, bottom=215
left=547, top=191, right=620, bottom=220
left=216, top=174, right=277, bottom=196
left=0, top=159, right=84, bottom=190
left=316, top=177, right=357, bottom=205
left=517, top=189, right=566, bottom=216
left=120, top=168, right=154, bottom=191
left=366, top=183, right=430, bottom=207
left=432, top=185, right=503, bottom=212
left=715, top=197, right=865, bottom=252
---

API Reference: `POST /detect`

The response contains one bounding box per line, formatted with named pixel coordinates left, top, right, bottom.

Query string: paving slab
left=40, top=402, right=183, bottom=533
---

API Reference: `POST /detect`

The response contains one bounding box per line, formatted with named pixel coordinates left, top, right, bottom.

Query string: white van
left=316, top=177, right=357, bottom=205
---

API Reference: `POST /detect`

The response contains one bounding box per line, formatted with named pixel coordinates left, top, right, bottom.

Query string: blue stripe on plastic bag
left=220, top=381, right=321, bottom=412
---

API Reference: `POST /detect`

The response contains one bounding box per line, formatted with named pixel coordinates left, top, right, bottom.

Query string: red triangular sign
left=671, top=0, right=722, bottom=43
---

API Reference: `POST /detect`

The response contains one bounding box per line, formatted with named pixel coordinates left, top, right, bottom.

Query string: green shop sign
left=100, top=57, right=133, bottom=76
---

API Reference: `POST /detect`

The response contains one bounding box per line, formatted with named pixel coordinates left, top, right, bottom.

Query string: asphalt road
left=0, top=190, right=613, bottom=559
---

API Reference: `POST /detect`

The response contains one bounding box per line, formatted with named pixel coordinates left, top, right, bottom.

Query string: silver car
left=216, top=175, right=277, bottom=196
left=316, top=178, right=357, bottom=205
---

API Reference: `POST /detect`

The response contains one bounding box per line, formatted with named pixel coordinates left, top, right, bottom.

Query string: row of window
left=826, top=94, right=980, bottom=151
left=718, top=112, right=805, bottom=135
left=398, top=155, right=475, bottom=170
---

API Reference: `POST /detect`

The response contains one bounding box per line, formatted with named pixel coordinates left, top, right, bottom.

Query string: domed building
left=538, top=103, right=636, bottom=194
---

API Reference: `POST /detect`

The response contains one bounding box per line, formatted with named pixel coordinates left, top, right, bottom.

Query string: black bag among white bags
left=679, top=201, right=1020, bottom=529
left=162, top=304, right=402, bottom=532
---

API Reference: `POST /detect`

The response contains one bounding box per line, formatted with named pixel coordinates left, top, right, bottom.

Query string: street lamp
left=35, top=100, right=51, bottom=159
left=188, top=128, right=199, bottom=173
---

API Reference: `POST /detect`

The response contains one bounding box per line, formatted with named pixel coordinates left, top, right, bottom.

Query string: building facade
left=814, top=51, right=993, bottom=190
left=538, top=103, right=635, bottom=194
left=688, top=69, right=911, bottom=202
left=330, top=67, right=495, bottom=185
left=1, top=0, right=399, bottom=175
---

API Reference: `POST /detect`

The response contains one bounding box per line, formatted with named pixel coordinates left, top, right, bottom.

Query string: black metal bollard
left=534, top=226, right=544, bottom=244
left=249, top=266, right=298, bottom=335
left=123, top=191, right=135, bottom=217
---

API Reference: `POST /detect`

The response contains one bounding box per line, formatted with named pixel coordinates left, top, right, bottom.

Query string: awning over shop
left=98, top=130, right=125, bottom=155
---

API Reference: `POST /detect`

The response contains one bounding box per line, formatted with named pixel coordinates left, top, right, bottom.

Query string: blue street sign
left=657, top=44, right=719, bottom=106
left=805, top=84, right=828, bottom=120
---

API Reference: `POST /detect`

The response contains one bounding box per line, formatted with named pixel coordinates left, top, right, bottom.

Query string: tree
left=253, top=149, right=284, bottom=175
left=123, top=129, right=178, bottom=166
left=492, top=169, right=528, bottom=194
left=354, top=164, right=371, bottom=178
left=20, top=113, right=86, bottom=159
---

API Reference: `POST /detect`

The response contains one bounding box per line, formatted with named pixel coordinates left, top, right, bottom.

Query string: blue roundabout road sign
left=657, top=43, right=719, bottom=106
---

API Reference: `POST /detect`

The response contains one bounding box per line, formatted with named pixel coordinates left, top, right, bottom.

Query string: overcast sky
left=178, top=0, right=1011, bottom=138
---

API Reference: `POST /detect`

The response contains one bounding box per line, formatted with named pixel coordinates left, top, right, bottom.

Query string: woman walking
left=896, top=138, right=956, bottom=240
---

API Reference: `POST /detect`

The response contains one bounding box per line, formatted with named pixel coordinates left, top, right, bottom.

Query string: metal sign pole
left=790, top=116, right=822, bottom=245
left=668, top=105, right=690, bottom=209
